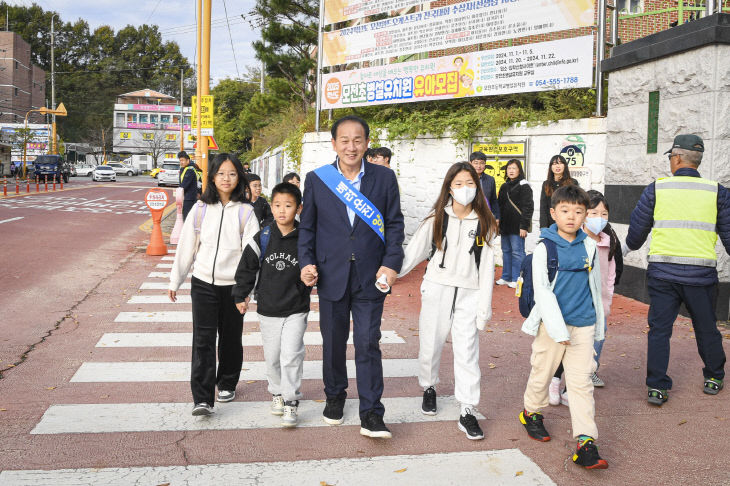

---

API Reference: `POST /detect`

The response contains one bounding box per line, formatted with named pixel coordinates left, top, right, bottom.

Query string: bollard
left=3, top=177, right=6, bottom=197
left=52, top=175, right=56, bottom=191
left=60, top=175, right=63, bottom=190
left=36, top=177, right=39, bottom=193
left=26, top=179, right=30, bottom=193
left=44, top=175, right=48, bottom=192
left=15, top=178, right=19, bottom=194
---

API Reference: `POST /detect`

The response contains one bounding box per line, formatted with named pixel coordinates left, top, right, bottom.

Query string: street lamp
left=22, top=103, right=67, bottom=178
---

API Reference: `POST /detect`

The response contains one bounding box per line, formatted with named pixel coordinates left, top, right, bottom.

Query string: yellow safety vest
left=180, top=165, right=201, bottom=184
left=649, top=176, right=718, bottom=267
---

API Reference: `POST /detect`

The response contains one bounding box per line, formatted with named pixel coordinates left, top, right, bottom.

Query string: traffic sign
left=191, top=95, right=214, bottom=136
left=145, top=189, right=169, bottom=211
left=193, top=136, right=219, bottom=150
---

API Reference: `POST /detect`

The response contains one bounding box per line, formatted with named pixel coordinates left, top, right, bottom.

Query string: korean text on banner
left=191, top=95, right=215, bottom=136
left=322, top=0, right=594, bottom=68
left=321, top=36, right=594, bottom=109
left=325, top=0, right=424, bottom=25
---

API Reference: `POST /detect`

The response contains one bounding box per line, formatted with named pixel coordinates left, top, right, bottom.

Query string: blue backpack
left=258, top=225, right=272, bottom=266
left=516, top=239, right=594, bottom=318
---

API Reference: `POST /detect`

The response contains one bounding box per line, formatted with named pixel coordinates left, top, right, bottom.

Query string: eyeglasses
left=667, top=153, right=676, bottom=161
left=215, top=172, right=238, bottom=179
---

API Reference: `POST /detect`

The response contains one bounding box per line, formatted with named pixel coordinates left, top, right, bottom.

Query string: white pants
left=418, top=280, right=481, bottom=408
left=259, top=312, right=308, bottom=402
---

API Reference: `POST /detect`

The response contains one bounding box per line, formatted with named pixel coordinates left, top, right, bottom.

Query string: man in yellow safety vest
left=626, top=134, right=729, bottom=406
left=178, top=150, right=201, bottom=220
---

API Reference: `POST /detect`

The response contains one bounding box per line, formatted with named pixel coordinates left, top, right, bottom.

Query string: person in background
left=364, top=148, right=376, bottom=164
left=247, top=173, right=274, bottom=227
left=372, top=147, right=392, bottom=169
left=540, top=155, right=577, bottom=229
left=283, top=172, right=300, bottom=188
left=497, top=159, right=533, bottom=288
left=469, top=151, right=500, bottom=222
left=179, top=151, right=201, bottom=221
left=243, top=162, right=252, bottom=173
left=168, top=153, right=259, bottom=416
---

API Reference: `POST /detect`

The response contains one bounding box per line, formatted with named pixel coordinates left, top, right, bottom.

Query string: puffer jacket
left=498, top=177, right=534, bottom=235
left=626, top=167, right=730, bottom=285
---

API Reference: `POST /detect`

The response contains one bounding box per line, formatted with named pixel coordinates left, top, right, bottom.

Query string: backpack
left=516, top=239, right=594, bottom=318
left=193, top=201, right=253, bottom=258
left=257, top=225, right=272, bottom=267
left=429, top=212, right=485, bottom=270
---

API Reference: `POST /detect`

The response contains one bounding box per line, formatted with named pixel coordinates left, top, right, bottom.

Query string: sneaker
left=496, top=278, right=508, bottom=285
left=323, top=396, right=346, bottom=425
left=458, top=409, right=484, bottom=440
left=507, top=281, right=518, bottom=289
left=421, top=386, right=437, bottom=415
left=191, top=402, right=213, bottom=416
left=647, top=388, right=668, bottom=406
left=281, top=401, right=298, bottom=428
left=704, top=378, right=724, bottom=395
left=360, top=410, right=392, bottom=439
left=270, top=394, right=285, bottom=416
left=217, top=390, right=235, bottom=402
left=519, top=409, right=551, bottom=442
left=548, top=377, right=561, bottom=406
left=560, top=390, right=569, bottom=407
left=572, top=436, right=609, bottom=469
left=591, top=372, right=605, bottom=387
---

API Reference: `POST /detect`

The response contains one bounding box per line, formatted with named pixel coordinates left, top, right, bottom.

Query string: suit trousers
left=259, top=312, right=308, bottom=402
left=182, top=199, right=196, bottom=221
left=190, top=277, right=243, bottom=405
left=319, top=263, right=386, bottom=419
left=418, top=280, right=480, bottom=408
left=524, top=323, right=598, bottom=439
left=646, top=276, right=726, bottom=390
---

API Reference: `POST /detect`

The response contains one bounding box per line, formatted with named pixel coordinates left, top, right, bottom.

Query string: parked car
left=75, top=165, right=95, bottom=177
left=150, top=167, right=161, bottom=178
left=92, top=165, right=116, bottom=182
left=33, top=155, right=71, bottom=183
left=157, top=163, right=180, bottom=187
left=107, top=162, right=138, bottom=176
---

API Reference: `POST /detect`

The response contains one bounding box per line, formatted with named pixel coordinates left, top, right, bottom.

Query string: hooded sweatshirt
left=541, top=224, right=596, bottom=327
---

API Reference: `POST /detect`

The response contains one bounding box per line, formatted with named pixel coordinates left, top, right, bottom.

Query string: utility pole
left=51, top=14, right=57, bottom=154
left=179, top=68, right=184, bottom=152
left=195, top=0, right=211, bottom=191
left=314, top=0, right=325, bottom=132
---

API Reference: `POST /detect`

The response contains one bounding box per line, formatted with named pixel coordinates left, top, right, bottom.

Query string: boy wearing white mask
left=399, top=162, right=498, bottom=440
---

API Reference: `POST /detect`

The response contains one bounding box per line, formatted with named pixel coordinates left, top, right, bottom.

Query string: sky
left=11, top=0, right=260, bottom=86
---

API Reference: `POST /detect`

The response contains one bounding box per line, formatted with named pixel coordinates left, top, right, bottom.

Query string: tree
left=251, top=0, right=319, bottom=111
left=11, top=126, right=36, bottom=178
left=140, top=131, right=178, bottom=169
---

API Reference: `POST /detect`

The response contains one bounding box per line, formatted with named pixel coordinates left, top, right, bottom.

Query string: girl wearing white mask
left=550, top=189, right=623, bottom=405
left=496, top=159, right=534, bottom=288
left=399, top=162, right=497, bottom=440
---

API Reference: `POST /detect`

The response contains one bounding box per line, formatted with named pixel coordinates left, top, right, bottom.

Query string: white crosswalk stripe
left=147, top=272, right=190, bottom=278
left=155, top=263, right=173, bottom=268
left=31, top=396, right=479, bottom=434
left=71, top=358, right=418, bottom=382
left=141, top=282, right=188, bottom=290
left=128, top=295, right=192, bottom=304
left=114, top=311, right=321, bottom=322
left=161, top=256, right=175, bottom=260
left=0, top=450, right=556, bottom=485
left=96, top=331, right=405, bottom=347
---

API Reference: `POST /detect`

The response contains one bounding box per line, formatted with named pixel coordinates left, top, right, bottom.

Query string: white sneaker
left=591, top=372, right=605, bottom=387
left=496, top=278, right=508, bottom=285
left=192, top=402, right=213, bottom=416
left=560, top=390, right=569, bottom=407
left=281, top=403, right=298, bottom=428
left=507, top=281, right=518, bottom=289
left=548, top=377, right=561, bottom=406
left=217, top=390, right=235, bottom=402
left=271, top=395, right=285, bottom=415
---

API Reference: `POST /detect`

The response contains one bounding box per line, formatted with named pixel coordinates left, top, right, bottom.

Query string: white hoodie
left=399, top=205, right=495, bottom=327
left=169, top=201, right=259, bottom=291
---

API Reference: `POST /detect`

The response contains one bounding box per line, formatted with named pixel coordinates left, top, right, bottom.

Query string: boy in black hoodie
left=233, top=182, right=311, bottom=427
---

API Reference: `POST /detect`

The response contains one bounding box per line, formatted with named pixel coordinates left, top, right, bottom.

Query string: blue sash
left=315, top=164, right=385, bottom=242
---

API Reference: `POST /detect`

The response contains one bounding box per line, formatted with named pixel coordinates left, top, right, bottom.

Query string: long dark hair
left=429, top=162, right=497, bottom=251
left=545, top=154, right=573, bottom=196
left=200, top=153, right=250, bottom=204
left=586, top=189, right=620, bottom=261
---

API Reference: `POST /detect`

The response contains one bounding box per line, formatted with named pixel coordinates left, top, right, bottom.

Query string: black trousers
left=182, top=199, right=196, bottom=221
left=646, top=276, right=726, bottom=390
left=319, top=263, right=386, bottom=419
left=190, top=276, right=243, bottom=405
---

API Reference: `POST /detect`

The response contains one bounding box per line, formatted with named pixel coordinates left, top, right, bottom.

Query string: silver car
left=107, top=163, right=138, bottom=176
left=158, top=163, right=180, bottom=187
left=92, top=165, right=116, bottom=182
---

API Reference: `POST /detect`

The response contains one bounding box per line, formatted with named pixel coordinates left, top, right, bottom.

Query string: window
left=15, top=61, right=18, bottom=70
left=150, top=114, right=159, bottom=125
left=172, top=115, right=180, bottom=124
left=139, top=114, right=149, bottom=123
left=127, top=113, right=137, bottom=123
left=184, top=116, right=191, bottom=125
left=617, top=0, right=642, bottom=14
left=115, top=113, right=125, bottom=127
left=14, top=87, right=18, bottom=96
left=160, top=115, right=171, bottom=124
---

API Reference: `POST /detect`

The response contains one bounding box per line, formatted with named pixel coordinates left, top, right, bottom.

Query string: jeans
left=593, top=317, right=608, bottom=370
left=500, top=233, right=525, bottom=282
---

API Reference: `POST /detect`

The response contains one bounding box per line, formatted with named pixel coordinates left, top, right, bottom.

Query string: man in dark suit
left=299, top=115, right=405, bottom=439
left=469, top=151, right=500, bottom=223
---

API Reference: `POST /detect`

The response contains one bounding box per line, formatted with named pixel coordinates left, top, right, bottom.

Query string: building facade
left=0, top=32, right=46, bottom=124
left=112, top=89, right=193, bottom=168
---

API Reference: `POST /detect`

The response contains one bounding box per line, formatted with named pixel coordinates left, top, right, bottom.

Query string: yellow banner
left=191, top=96, right=214, bottom=130
left=472, top=143, right=525, bottom=157
left=119, top=132, right=131, bottom=139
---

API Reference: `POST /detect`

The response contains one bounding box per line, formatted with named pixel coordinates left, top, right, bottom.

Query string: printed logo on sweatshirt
left=468, top=229, right=477, bottom=238
left=265, top=252, right=298, bottom=270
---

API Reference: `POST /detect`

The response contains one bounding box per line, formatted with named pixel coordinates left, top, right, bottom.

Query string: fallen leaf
left=100, top=394, right=109, bottom=399
left=408, top=328, right=417, bottom=331
left=503, top=310, right=511, bottom=314
left=490, top=355, right=501, bottom=358
left=157, top=483, right=170, bottom=486
left=0, top=408, right=6, bottom=411
left=245, top=380, right=256, bottom=384
left=488, top=363, right=497, bottom=369
left=320, top=482, right=334, bottom=486
left=394, top=468, right=407, bottom=473
left=357, top=450, right=365, bottom=453
left=515, top=471, right=524, bottom=476
left=678, top=419, right=687, bottom=426
left=7, top=364, right=15, bottom=367
left=314, top=399, right=325, bottom=403
left=46, top=386, right=56, bottom=390
left=619, top=353, right=626, bottom=357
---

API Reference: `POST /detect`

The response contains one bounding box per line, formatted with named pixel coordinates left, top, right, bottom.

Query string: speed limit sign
left=560, top=145, right=584, bottom=167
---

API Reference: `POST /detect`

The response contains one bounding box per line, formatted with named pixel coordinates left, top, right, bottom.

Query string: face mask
left=451, top=186, right=477, bottom=206
left=584, top=217, right=608, bottom=235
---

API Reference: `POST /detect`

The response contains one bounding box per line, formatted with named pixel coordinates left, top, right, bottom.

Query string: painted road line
left=0, top=450, right=555, bottom=485
left=114, top=311, right=321, bottom=322
left=147, top=272, right=191, bottom=278
left=141, top=282, right=190, bottom=290
left=0, top=216, right=24, bottom=224
left=155, top=263, right=173, bottom=268
left=70, top=358, right=418, bottom=382
left=31, top=395, right=481, bottom=434
left=161, top=256, right=175, bottom=260
left=95, top=331, right=405, bottom=347
left=128, top=295, right=192, bottom=304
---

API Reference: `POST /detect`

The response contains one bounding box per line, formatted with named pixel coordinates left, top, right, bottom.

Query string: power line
left=222, top=0, right=240, bottom=79
left=145, top=0, right=165, bottom=24
left=53, top=64, right=188, bottom=74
